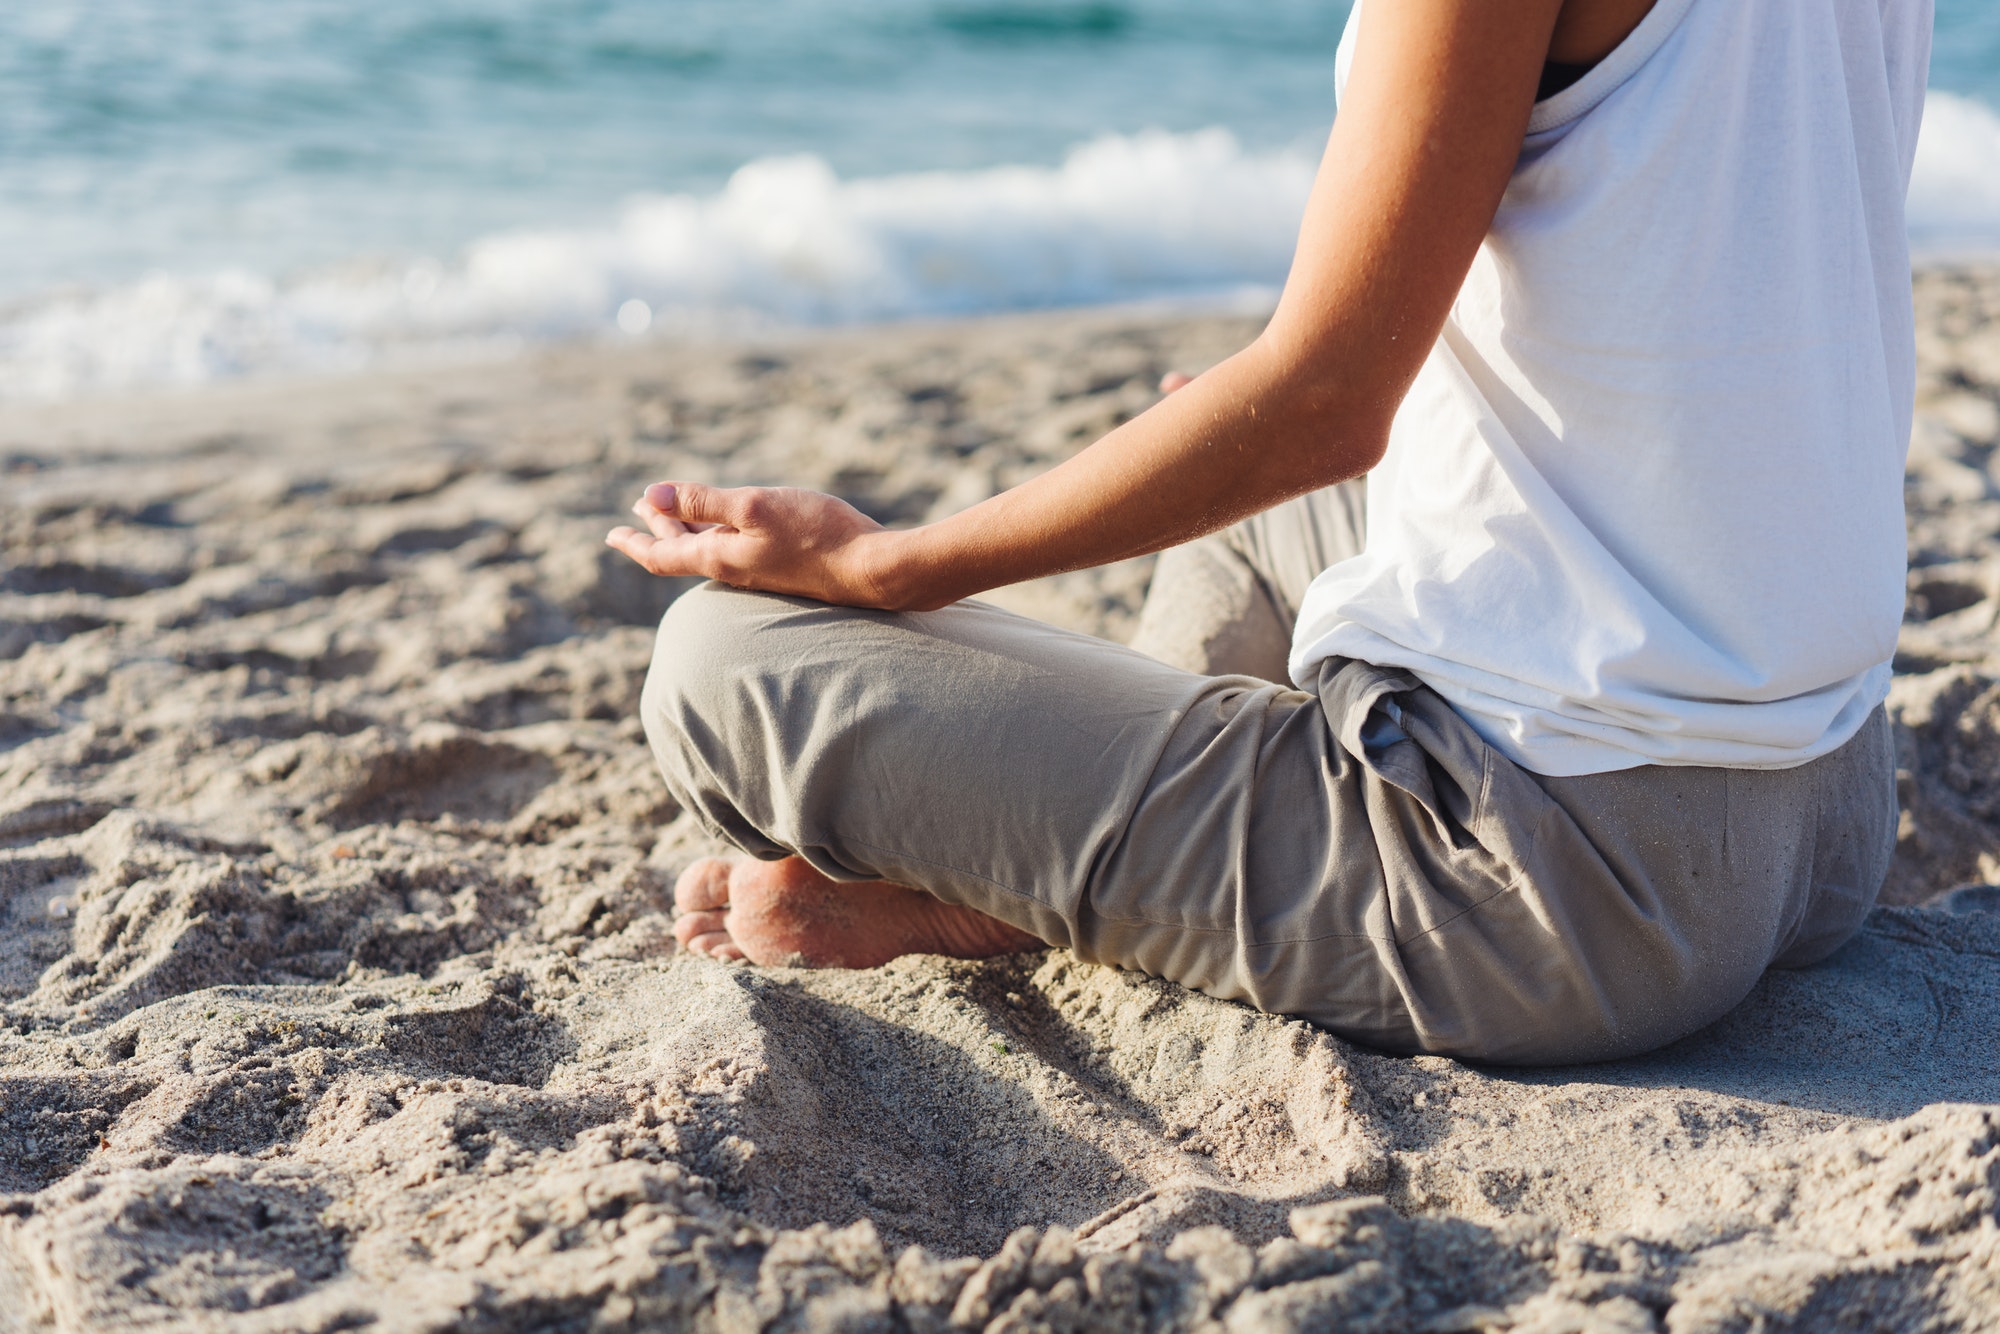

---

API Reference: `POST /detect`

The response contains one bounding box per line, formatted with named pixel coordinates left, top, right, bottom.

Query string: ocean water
left=6, top=0, right=1999, bottom=400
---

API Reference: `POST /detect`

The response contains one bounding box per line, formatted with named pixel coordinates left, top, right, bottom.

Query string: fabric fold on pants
left=642, top=581, right=1897, bottom=1065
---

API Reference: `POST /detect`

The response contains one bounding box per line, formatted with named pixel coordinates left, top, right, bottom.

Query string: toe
left=675, top=858, right=734, bottom=913
left=686, top=931, right=745, bottom=961
left=676, top=914, right=743, bottom=960
left=673, top=908, right=729, bottom=950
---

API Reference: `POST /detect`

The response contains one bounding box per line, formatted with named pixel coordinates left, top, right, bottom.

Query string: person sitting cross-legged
left=605, top=0, right=1925, bottom=1064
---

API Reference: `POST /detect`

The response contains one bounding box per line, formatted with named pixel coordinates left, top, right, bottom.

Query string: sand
left=3, top=275, right=2000, bottom=1332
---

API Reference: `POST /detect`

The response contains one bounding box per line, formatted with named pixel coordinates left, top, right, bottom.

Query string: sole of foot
left=671, top=855, right=1041, bottom=968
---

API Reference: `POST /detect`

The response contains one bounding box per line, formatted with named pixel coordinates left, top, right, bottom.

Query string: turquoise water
left=3, top=1, right=1347, bottom=297
left=5, top=1, right=1997, bottom=398
left=1935, top=0, right=2000, bottom=106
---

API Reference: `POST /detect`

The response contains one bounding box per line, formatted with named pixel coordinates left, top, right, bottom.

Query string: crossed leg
left=655, top=477, right=1367, bottom=972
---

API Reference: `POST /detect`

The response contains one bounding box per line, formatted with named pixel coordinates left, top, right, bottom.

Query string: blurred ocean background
left=6, top=0, right=1999, bottom=400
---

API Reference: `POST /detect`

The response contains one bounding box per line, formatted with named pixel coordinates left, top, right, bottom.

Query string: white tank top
left=1290, top=0, right=1933, bottom=777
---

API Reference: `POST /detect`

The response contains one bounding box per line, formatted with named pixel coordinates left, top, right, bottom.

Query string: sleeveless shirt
left=1290, top=0, right=1934, bottom=776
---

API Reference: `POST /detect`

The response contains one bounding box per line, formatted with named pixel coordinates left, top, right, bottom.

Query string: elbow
left=1270, top=378, right=1394, bottom=490
left=1250, top=332, right=1395, bottom=487
left=1339, top=427, right=1390, bottom=480
left=1296, top=430, right=1386, bottom=497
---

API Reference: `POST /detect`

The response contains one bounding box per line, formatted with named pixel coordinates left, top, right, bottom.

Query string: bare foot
left=671, top=856, right=1042, bottom=968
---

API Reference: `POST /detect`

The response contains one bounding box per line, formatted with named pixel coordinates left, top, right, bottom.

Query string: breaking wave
left=7, top=94, right=2000, bottom=401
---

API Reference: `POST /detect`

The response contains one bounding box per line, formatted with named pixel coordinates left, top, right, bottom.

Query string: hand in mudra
left=606, top=482, right=897, bottom=608
left=609, top=373, right=1195, bottom=609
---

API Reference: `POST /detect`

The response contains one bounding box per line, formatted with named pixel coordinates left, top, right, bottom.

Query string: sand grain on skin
left=4, top=288, right=2000, bottom=1331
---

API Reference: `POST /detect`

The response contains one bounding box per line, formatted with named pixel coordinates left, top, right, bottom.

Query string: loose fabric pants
left=642, top=484, right=1896, bottom=1065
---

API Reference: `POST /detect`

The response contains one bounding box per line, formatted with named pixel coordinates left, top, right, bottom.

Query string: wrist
left=858, top=526, right=953, bottom=612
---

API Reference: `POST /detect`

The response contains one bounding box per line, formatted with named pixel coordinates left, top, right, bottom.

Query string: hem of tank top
left=1525, top=0, right=1700, bottom=135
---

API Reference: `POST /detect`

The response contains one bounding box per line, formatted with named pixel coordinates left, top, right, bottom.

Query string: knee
left=638, top=582, right=801, bottom=855
left=642, top=582, right=798, bottom=773
left=640, top=580, right=754, bottom=730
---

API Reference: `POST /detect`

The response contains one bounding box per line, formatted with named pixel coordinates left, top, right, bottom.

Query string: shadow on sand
left=1508, top=900, right=2000, bottom=1118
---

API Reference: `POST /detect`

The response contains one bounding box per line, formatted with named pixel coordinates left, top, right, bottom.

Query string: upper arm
left=1262, top=0, right=1566, bottom=436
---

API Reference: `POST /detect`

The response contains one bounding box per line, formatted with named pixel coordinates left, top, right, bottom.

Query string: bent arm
left=609, top=0, right=1563, bottom=611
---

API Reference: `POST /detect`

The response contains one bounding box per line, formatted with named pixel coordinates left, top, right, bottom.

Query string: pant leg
left=1769, top=707, right=1899, bottom=968
left=642, top=582, right=1898, bottom=1064
left=1128, top=481, right=1366, bottom=682
left=1468, top=706, right=1898, bottom=1060
left=1299, top=669, right=1896, bottom=1063
left=642, top=582, right=1427, bottom=1044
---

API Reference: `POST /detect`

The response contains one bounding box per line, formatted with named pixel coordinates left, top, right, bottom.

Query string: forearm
left=606, top=0, right=1560, bottom=613
left=866, top=0, right=1563, bottom=613
left=870, top=333, right=1392, bottom=611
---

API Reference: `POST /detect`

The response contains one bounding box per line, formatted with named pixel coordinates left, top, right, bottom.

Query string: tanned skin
left=608, top=0, right=1659, bottom=966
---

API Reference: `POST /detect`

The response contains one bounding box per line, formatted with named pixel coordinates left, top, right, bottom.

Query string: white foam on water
left=1910, top=92, right=2000, bottom=256
left=0, top=130, right=1313, bottom=401
left=8, top=96, right=2000, bottom=402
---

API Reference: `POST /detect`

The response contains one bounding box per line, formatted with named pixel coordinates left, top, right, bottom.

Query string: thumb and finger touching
left=648, top=480, right=752, bottom=531
left=608, top=479, right=889, bottom=605
left=633, top=496, right=689, bottom=540
left=605, top=481, right=774, bottom=581
left=604, top=481, right=718, bottom=576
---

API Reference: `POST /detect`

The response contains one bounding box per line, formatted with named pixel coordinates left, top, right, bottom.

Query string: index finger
left=605, top=526, right=684, bottom=575
left=633, top=498, right=691, bottom=541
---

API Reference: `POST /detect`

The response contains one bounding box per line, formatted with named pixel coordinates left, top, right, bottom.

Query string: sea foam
left=1911, top=92, right=2000, bottom=255
left=6, top=96, right=2000, bottom=401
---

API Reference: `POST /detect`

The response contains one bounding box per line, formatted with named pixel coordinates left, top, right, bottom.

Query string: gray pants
left=641, top=485, right=1896, bottom=1064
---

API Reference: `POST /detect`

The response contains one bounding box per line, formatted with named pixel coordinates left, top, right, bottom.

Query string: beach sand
left=4, top=274, right=2000, bottom=1331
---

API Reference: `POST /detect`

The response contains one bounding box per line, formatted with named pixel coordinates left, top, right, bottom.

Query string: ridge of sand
left=4, top=280, right=2000, bottom=1331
